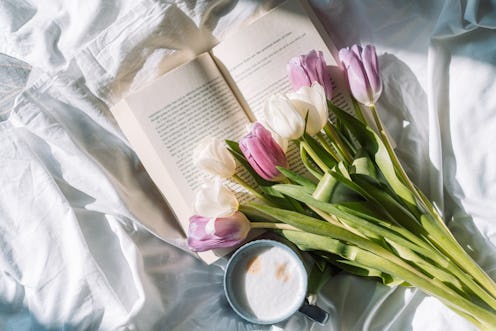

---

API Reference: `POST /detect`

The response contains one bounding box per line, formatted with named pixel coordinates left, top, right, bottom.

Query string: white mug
left=224, top=239, right=329, bottom=325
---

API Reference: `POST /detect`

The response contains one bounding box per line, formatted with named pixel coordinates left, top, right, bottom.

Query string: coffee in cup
left=224, top=240, right=308, bottom=324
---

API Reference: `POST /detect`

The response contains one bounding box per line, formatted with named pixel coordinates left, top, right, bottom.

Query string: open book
left=111, top=0, right=352, bottom=263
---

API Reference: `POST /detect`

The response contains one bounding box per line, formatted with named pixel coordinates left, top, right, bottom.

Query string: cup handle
left=298, top=299, right=329, bottom=325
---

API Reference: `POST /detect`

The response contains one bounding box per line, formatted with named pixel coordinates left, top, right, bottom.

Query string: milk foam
left=234, top=246, right=306, bottom=321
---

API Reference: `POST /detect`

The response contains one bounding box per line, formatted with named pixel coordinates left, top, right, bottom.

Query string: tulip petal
left=288, top=83, right=328, bottom=135
left=193, top=136, right=236, bottom=178
left=362, top=45, right=382, bottom=104
left=214, top=212, right=251, bottom=240
left=302, top=50, right=321, bottom=84
left=240, top=123, right=288, bottom=181
left=193, top=178, right=238, bottom=217
left=351, top=44, right=362, bottom=59
left=340, top=45, right=382, bottom=106
left=187, top=212, right=251, bottom=252
left=338, top=47, right=354, bottom=68
left=288, top=58, right=311, bottom=91
left=264, top=94, right=305, bottom=140
left=316, top=52, right=334, bottom=99
left=340, top=47, right=370, bottom=105
left=288, top=50, right=333, bottom=99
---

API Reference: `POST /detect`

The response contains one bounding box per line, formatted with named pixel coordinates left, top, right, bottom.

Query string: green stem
left=252, top=202, right=496, bottom=327
left=442, top=303, right=488, bottom=331
left=283, top=230, right=496, bottom=328
left=369, top=104, right=496, bottom=300
left=369, top=105, right=408, bottom=182
left=417, top=191, right=496, bottom=299
left=231, top=174, right=272, bottom=204
left=309, top=205, right=366, bottom=238
left=316, top=132, right=339, bottom=159
left=300, top=143, right=323, bottom=179
left=359, top=248, right=496, bottom=328
left=425, top=214, right=496, bottom=301
left=250, top=222, right=301, bottom=231
left=299, top=140, right=330, bottom=173
left=323, top=123, right=354, bottom=164
left=352, top=97, right=367, bottom=123
left=312, top=203, right=496, bottom=308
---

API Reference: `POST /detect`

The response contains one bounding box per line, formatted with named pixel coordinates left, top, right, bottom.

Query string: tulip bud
left=240, top=123, right=289, bottom=182
left=339, top=44, right=382, bottom=106
left=193, top=178, right=238, bottom=218
left=249, top=121, right=288, bottom=153
left=263, top=93, right=305, bottom=140
left=287, top=50, right=333, bottom=99
left=288, top=82, right=328, bottom=135
left=187, top=212, right=251, bottom=252
left=193, top=136, right=236, bottom=178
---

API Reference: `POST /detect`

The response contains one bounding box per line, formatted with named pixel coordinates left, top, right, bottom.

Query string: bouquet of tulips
left=187, top=46, right=496, bottom=330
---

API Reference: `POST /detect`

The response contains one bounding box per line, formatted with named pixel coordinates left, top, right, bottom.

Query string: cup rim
left=223, top=239, right=308, bottom=325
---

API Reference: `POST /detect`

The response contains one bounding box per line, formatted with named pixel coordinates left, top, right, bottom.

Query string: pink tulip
left=339, top=45, right=382, bottom=106
left=187, top=212, right=251, bottom=252
left=240, top=123, right=288, bottom=182
left=287, top=50, right=333, bottom=99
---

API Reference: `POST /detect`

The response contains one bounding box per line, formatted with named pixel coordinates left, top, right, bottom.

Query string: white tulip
left=263, top=93, right=305, bottom=140
left=288, top=82, right=328, bottom=135
left=193, top=136, right=236, bottom=178
left=193, top=178, right=239, bottom=218
left=268, top=129, right=289, bottom=153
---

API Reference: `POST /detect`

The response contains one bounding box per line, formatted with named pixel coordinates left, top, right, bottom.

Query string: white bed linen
left=0, top=0, right=495, bottom=330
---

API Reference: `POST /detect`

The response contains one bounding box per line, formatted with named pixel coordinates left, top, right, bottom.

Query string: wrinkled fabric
left=0, top=0, right=495, bottom=330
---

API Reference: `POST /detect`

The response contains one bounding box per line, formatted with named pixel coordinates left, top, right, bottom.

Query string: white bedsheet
left=0, top=0, right=495, bottom=330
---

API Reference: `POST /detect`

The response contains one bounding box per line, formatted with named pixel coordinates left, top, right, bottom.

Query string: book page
left=111, top=53, right=250, bottom=263
left=211, top=0, right=353, bottom=175
left=211, top=0, right=353, bottom=121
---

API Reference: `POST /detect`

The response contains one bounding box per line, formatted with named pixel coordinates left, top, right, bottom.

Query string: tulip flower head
left=339, top=44, right=382, bottom=106
left=287, top=50, right=333, bottom=99
left=256, top=121, right=288, bottom=153
left=187, top=212, right=251, bottom=252
left=240, top=122, right=289, bottom=182
left=263, top=93, right=305, bottom=140
left=193, top=178, right=239, bottom=218
left=288, top=82, right=328, bottom=135
left=193, top=136, right=236, bottom=178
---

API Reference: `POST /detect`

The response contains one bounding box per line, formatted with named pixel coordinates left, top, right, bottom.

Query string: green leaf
left=333, top=259, right=407, bottom=287
left=272, top=184, right=447, bottom=266
left=328, top=102, right=361, bottom=152
left=327, top=169, right=422, bottom=233
left=281, top=229, right=359, bottom=258
left=259, top=185, right=286, bottom=198
left=350, top=174, right=424, bottom=234
left=330, top=105, right=416, bottom=206
left=336, top=161, right=351, bottom=180
left=312, top=172, right=336, bottom=202
left=351, top=151, right=377, bottom=178
left=300, top=144, right=323, bottom=179
left=335, top=203, right=440, bottom=261
left=303, top=133, right=337, bottom=168
left=327, top=170, right=400, bottom=222
left=337, top=201, right=391, bottom=222
left=279, top=230, right=496, bottom=326
left=280, top=230, right=409, bottom=287
left=247, top=200, right=400, bottom=266
left=384, top=239, right=464, bottom=293
left=239, top=205, right=280, bottom=223
left=276, top=166, right=317, bottom=189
